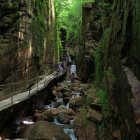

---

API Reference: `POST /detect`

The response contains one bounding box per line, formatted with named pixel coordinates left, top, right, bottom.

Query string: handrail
left=0, top=70, right=57, bottom=102
left=0, top=70, right=66, bottom=111
left=0, top=70, right=52, bottom=87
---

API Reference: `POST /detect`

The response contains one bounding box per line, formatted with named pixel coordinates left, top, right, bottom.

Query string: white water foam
left=63, top=128, right=77, bottom=140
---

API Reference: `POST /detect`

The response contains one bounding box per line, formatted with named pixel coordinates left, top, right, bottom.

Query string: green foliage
left=56, top=28, right=63, bottom=62
left=94, top=46, right=102, bottom=85
left=93, top=28, right=111, bottom=85
left=85, top=85, right=96, bottom=106
left=98, top=2, right=113, bottom=10
left=96, top=89, right=112, bottom=140
left=96, top=89, right=111, bottom=117
left=79, top=108, right=88, bottom=127
left=55, top=0, right=94, bottom=44
left=100, top=28, right=111, bottom=49
left=104, top=66, right=115, bottom=81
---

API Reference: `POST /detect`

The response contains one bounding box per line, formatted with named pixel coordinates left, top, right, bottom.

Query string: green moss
left=31, top=0, right=48, bottom=67
left=79, top=108, right=88, bottom=128
left=94, top=46, right=102, bottom=85
left=56, top=27, right=63, bottom=62
left=7, top=1, right=12, bottom=8
left=96, top=89, right=111, bottom=117
left=93, top=28, right=111, bottom=84
left=98, top=2, right=113, bottom=11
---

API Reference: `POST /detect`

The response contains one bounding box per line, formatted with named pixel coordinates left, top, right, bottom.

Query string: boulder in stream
left=40, top=108, right=75, bottom=118
left=20, top=121, right=71, bottom=140
left=74, top=117, right=97, bottom=140
left=90, top=102, right=102, bottom=112
left=69, top=96, right=83, bottom=109
left=57, top=112, right=71, bottom=124
left=88, top=109, right=102, bottom=123
left=38, top=110, right=54, bottom=122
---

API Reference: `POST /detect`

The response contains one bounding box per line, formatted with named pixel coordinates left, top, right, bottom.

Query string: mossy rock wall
left=0, top=0, right=56, bottom=83
left=79, top=0, right=136, bottom=139
left=103, top=0, right=136, bottom=139
left=129, top=0, right=140, bottom=80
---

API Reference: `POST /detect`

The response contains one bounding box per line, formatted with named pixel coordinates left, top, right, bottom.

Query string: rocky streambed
left=13, top=76, right=103, bottom=140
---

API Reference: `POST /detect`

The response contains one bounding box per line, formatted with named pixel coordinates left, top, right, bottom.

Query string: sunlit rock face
left=0, top=0, right=56, bottom=83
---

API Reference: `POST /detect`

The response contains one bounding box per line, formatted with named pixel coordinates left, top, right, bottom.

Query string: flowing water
left=45, top=89, right=80, bottom=140
left=13, top=80, right=81, bottom=140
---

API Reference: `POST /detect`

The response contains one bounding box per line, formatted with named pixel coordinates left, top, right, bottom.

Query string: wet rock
left=58, top=105, right=67, bottom=109
left=81, top=84, right=89, bottom=91
left=70, top=84, right=80, bottom=92
left=55, top=92, right=63, bottom=98
left=49, top=108, right=62, bottom=116
left=112, top=130, right=121, bottom=140
left=33, top=110, right=43, bottom=121
left=61, top=87, right=70, bottom=93
left=42, top=108, right=75, bottom=117
left=88, top=109, right=102, bottom=123
left=90, top=102, right=102, bottom=112
left=20, top=121, right=71, bottom=140
left=55, top=98, right=63, bottom=105
left=62, top=92, right=72, bottom=98
left=135, top=108, right=140, bottom=125
left=72, top=86, right=81, bottom=92
left=69, top=96, right=83, bottom=109
left=38, top=110, right=54, bottom=122
left=56, top=85, right=64, bottom=92
left=63, top=92, right=71, bottom=103
left=52, top=101, right=62, bottom=108
left=57, top=112, right=71, bottom=124
left=74, top=117, right=97, bottom=140
left=73, top=80, right=81, bottom=87
left=63, top=97, right=70, bottom=104
left=60, top=108, right=75, bottom=116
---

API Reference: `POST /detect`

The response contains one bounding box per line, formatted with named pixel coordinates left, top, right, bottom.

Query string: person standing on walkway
left=70, top=62, right=77, bottom=77
left=58, top=62, right=63, bottom=74
left=65, top=54, right=71, bottom=74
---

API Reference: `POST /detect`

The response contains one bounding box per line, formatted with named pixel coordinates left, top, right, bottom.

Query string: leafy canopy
left=55, top=0, right=94, bottom=44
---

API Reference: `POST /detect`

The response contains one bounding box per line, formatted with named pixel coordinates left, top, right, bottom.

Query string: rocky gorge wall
left=0, top=0, right=56, bottom=83
left=78, top=0, right=139, bottom=139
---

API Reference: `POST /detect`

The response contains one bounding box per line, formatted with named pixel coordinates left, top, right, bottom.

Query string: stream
left=14, top=78, right=81, bottom=140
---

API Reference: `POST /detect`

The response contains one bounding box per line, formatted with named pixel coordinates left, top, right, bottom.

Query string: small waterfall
left=70, top=119, right=74, bottom=125
left=72, top=91, right=80, bottom=98
left=53, top=116, right=64, bottom=126
left=22, top=117, right=34, bottom=125
left=72, top=95, right=75, bottom=98
left=54, top=116, right=77, bottom=140
left=16, top=117, right=34, bottom=125
left=44, top=102, right=55, bottom=109
left=22, top=120, right=34, bottom=125
left=63, top=128, right=77, bottom=140
left=65, top=102, right=70, bottom=109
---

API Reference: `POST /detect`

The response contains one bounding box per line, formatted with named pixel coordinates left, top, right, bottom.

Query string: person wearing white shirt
left=70, top=62, right=77, bottom=77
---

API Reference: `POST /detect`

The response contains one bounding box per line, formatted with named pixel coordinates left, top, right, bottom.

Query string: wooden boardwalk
left=0, top=71, right=64, bottom=111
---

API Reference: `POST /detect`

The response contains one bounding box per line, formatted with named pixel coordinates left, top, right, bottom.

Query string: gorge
left=0, top=0, right=140, bottom=140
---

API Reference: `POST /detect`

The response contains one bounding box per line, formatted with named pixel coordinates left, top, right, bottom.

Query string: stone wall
left=103, top=0, right=136, bottom=139
left=79, top=0, right=136, bottom=139
left=0, top=0, right=56, bottom=83
left=129, top=0, right=140, bottom=80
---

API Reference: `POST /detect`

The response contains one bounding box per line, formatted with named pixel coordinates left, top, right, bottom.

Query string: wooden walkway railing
left=0, top=71, right=65, bottom=111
